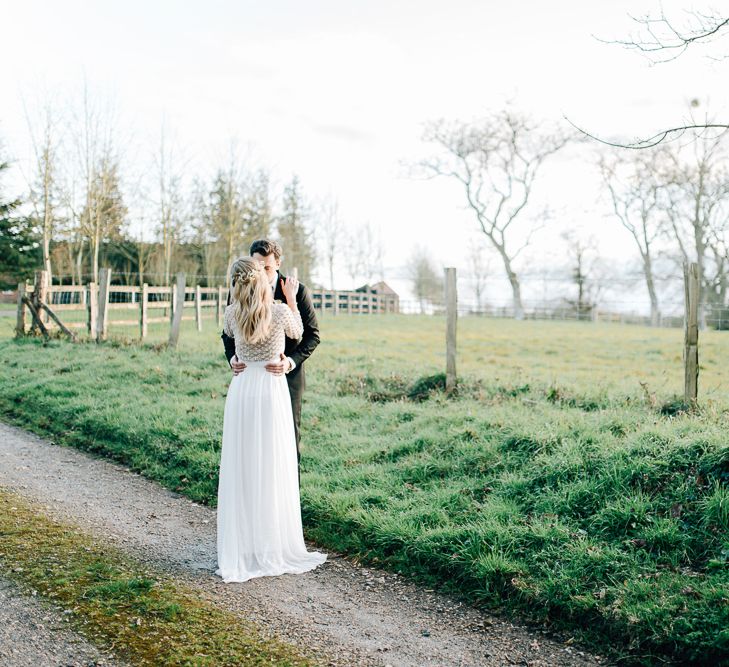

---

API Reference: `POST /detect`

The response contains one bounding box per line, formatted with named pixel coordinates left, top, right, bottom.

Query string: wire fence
left=5, top=265, right=729, bottom=331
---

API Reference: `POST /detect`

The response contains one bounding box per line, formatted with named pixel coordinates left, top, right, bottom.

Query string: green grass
left=1, top=312, right=728, bottom=665
left=0, top=488, right=317, bottom=666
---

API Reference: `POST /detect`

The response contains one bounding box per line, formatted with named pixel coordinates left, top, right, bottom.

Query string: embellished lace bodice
left=223, top=302, right=304, bottom=362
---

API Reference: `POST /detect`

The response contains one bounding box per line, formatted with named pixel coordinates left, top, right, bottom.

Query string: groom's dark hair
left=249, top=239, right=282, bottom=261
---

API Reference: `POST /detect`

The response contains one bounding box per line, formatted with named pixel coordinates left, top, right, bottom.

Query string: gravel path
left=0, top=575, right=130, bottom=667
left=0, top=421, right=608, bottom=667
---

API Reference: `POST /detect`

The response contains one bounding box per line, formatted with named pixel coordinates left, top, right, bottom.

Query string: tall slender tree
left=277, top=175, right=316, bottom=285
left=24, top=100, right=61, bottom=287
left=419, top=110, right=571, bottom=319
left=406, top=245, right=443, bottom=313
left=663, top=129, right=729, bottom=328
left=599, top=147, right=668, bottom=326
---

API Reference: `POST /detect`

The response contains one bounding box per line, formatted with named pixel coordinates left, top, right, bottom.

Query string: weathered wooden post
left=35, top=270, right=49, bottom=325
left=170, top=283, right=177, bottom=324
left=195, top=284, right=202, bottom=332
left=88, top=282, right=98, bottom=336
left=683, top=262, right=699, bottom=406
left=15, top=282, right=27, bottom=337
left=217, top=285, right=225, bottom=326
left=445, top=267, right=457, bottom=394
left=140, top=283, right=149, bottom=340
left=168, top=272, right=186, bottom=348
left=96, top=268, right=111, bottom=342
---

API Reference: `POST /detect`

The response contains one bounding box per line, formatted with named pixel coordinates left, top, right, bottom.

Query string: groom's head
left=250, top=239, right=283, bottom=287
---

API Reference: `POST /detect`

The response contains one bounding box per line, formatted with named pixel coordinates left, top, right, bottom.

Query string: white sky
left=1, top=0, right=727, bottom=303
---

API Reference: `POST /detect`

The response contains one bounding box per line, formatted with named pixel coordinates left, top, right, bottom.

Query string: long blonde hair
left=229, top=257, right=273, bottom=344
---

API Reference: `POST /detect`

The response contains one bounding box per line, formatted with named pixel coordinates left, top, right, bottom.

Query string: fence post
left=217, top=286, right=225, bottom=326
left=15, top=282, right=27, bottom=337
left=445, top=267, right=457, bottom=394
left=140, top=283, right=149, bottom=340
left=34, top=270, right=49, bottom=324
left=195, top=284, right=202, bottom=332
left=683, top=262, right=699, bottom=406
left=96, top=268, right=111, bottom=342
left=88, top=282, right=98, bottom=336
left=168, top=272, right=186, bottom=348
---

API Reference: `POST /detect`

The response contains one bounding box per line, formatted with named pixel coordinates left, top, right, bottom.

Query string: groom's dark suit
left=221, top=272, right=320, bottom=469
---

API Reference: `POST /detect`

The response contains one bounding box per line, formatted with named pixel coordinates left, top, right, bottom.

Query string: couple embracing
left=215, top=238, right=327, bottom=583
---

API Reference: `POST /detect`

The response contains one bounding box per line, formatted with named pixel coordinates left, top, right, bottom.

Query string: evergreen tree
left=0, top=160, right=41, bottom=289
left=277, top=175, right=316, bottom=285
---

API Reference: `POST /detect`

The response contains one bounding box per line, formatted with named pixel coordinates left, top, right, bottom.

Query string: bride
left=215, top=256, right=327, bottom=583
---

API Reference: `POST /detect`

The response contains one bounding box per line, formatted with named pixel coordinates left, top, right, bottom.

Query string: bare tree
left=561, top=231, right=604, bottom=320
left=662, top=128, right=729, bottom=327
left=604, top=9, right=729, bottom=64
left=343, top=227, right=366, bottom=287
left=468, top=237, right=491, bottom=313
left=319, top=196, right=343, bottom=290
left=67, top=83, right=126, bottom=284
left=572, top=8, right=729, bottom=147
left=342, top=220, right=384, bottom=288
left=80, top=154, right=127, bottom=283
left=406, top=245, right=443, bottom=313
left=418, top=110, right=571, bottom=319
left=360, top=221, right=384, bottom=284
left=23, top=98, right=62, bottom=288
left=598, top=147, right=668, bottom=325
left=153, top=122, right=186, bottom=286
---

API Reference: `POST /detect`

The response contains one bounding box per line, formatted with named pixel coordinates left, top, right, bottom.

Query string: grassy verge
left=1, top=315, right=728, bottom=665
left=0, top=487, right=317, bottom=666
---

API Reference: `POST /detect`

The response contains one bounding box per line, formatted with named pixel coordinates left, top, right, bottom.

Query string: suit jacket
left=221, top=271, right=320, bottom=393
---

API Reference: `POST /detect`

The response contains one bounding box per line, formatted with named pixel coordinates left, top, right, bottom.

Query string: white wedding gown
left=215, top=302, right=327, bottom=583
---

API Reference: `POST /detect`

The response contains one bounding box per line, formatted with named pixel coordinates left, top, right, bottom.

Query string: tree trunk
left=500, top=253, right=524, bottom=319
left=642, top=256, right=661, bottom=327
left=93, top=230, right=100, bottom=285
left=75, top=244, right=84, bottom=286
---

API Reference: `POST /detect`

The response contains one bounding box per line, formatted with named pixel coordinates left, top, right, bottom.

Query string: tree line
left=0, top=85, right=388, bottom=293
left=407, top=105, right=729, bottom=327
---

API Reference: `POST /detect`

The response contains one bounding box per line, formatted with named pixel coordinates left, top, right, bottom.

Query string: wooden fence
left=309, top=289, right=399, bottom=314
left=440, top=263, right=701, bottom=404
left=17, top=271, right=225, bottom=342
left=15, top=269, right=400, bottom=343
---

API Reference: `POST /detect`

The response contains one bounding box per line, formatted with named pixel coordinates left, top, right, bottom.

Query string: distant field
left=5, top=307, right=728, bottom=403
left=1, top=312, right=728, bottom=664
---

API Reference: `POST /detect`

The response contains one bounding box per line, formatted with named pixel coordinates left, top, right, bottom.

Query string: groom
left=221, top=239, right=320, bottom=476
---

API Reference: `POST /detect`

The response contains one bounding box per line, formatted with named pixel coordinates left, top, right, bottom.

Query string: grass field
left=1, top=311, right=728, bottom=665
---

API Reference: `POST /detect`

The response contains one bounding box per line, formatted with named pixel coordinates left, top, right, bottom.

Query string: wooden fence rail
left=15, top=270, right=400, bottom=343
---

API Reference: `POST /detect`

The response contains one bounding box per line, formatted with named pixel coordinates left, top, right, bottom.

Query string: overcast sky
left=1, top=0, right=727, bottom=302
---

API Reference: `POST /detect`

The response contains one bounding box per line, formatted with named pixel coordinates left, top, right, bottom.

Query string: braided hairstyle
left=228, top=256, right=273, bottom=344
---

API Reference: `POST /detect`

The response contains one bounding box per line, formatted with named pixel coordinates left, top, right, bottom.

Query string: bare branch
left=596, top=10, right=729, bottom=64
left=565, top=116, right=729, bottom=149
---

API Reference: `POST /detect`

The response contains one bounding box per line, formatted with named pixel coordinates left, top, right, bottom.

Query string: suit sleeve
left=290, top=283, right=320, bottom=367
left=221, top=331, right=236, bottom=366
left=221, top=305, right=236, bottom=366
left=222, top=290, right=236, bottom=366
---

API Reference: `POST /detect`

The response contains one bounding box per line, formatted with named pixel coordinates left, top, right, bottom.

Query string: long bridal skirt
left=215, top=359, right=327, bottom=583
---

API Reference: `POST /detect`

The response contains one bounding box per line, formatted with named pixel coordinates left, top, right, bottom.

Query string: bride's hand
left=281, top=276, right=299, bottom=304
